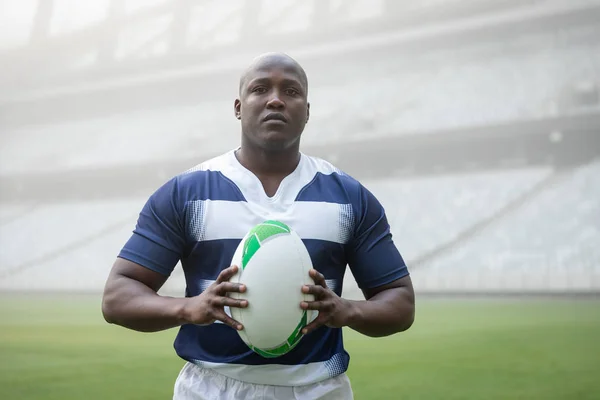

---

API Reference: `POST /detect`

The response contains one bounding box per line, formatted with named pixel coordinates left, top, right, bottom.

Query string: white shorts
left=173, top=362, right=354, bottom=400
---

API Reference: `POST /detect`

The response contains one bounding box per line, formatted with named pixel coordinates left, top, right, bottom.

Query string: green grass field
left=1, top=295, right=599, bottom=400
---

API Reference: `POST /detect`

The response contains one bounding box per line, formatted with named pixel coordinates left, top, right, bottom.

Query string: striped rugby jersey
left=118, top=148, right=409, bottom=386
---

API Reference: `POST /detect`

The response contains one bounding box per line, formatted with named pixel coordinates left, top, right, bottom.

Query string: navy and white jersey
left=118, top=148, right=409, bottom=386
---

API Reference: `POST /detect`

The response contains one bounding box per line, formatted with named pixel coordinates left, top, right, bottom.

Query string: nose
left=266, top=93, right=285, bottom=110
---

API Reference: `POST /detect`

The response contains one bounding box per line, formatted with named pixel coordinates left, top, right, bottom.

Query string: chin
left=260, top=138, right=295, bottom=152
left=258, top=131, right=300, bottom=151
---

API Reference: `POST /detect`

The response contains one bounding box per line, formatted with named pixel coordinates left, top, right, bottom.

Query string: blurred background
left=1, top=0, right=598, bottom=296
left=0, top=1, right=599, bottom=399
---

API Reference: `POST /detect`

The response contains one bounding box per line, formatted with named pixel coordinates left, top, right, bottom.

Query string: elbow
left=393, top=301, right=415, bottom=334
left=101, top=290, right=118, bottom=325
left=399, top=308, right=415, bottom=332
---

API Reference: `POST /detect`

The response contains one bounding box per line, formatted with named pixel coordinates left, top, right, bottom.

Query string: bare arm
left=101, top=258, right=186, bottom=332
left=346, top=275, right=415, bottom=337
left=102, top=258, right=248, bottom=333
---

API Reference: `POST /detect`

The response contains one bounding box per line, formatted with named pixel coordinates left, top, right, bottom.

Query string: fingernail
left=237, top=325, right=243, bottom=330
left=302, top=329, right=307, bottom=334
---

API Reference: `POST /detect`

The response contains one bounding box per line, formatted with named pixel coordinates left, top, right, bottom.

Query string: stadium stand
left=1, top=164, right=576, bottom=294
left=1, top=0, right=598, bottom=298
left=365, top=167, right=555, bottom=263
left=2, top=33, right=597, bottom=174
left=306, top=37, right=600, bottom=144
left=0, top=198, right=147, bottom=291
left=412, top=159, right=600, bottom=292
left=0, top=101, right=239, bottom=175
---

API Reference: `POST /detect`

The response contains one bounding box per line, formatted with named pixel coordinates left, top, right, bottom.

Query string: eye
left=285, top=88, right=299, bottom=96
left=252, top=86, right=267, bottom=94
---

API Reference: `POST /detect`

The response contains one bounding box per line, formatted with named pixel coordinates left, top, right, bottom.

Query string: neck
left=235, top=140, right=300, bottom=178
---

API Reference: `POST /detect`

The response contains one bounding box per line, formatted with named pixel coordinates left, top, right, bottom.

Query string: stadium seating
left=2, top=34, right=598, bottom=175
left=340, top=166, right=555, bottom=298
left=1, top=18, right=598, bottom=295
left=3, top=160, right=598, bottom=294
left=0, top=164, right=566, bottom=294
left=0, top=198, right=147, bottom=291
left=305, top=40, right=600, bottom=144
left=0, top=102, right=239, bottom=176
left=412, top=159, right=600, bottom=292
left=364, top=167, right=554, bottom=263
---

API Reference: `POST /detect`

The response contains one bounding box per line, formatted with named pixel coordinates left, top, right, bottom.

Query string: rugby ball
left=228, top=220, right=315, bottom=358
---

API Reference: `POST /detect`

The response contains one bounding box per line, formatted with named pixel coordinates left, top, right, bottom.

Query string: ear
left=234, top=99, right=241, bottom=120
left=306, top=102, right=310, bottom=124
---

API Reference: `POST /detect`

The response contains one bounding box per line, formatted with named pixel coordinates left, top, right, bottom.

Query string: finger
left=213, top=310, right=244, bottom=331
left=301, top=284, right=328, bottom=297
left=301, top=315, right=326, bottom=335
left=215, top=295, right=248, bottom=309
left=217, top=281, right=247, bottom=294
left=300, top=300, right=325, bottom=311
left=215, top=265, right=240, bottom=283
left=309, top=269, right=327, bottom=288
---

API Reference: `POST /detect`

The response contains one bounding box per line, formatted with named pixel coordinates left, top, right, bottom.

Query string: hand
left=182, top=265, right=248, bottom=330
left=299, top=269, right=354, bottom=335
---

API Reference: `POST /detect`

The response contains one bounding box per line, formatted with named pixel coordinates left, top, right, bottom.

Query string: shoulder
left=300, top=155, right=390, bottom=238
left=302, top=153, right=363, bottom=190
left=305, top=155, right=361, bottom=187
left=297, top=154, right=381, bottom=220
left=154, top=150, right=243, bottom=205
left=177, top=151, right=232, bottom=185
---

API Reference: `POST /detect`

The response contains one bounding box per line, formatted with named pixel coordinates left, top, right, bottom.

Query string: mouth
left=263, top=113, right=288, bottom=123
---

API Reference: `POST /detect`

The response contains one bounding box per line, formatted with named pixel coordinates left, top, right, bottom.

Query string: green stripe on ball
left=241, top=221, right=291, bottom=270
left=249, top=310, right=309, bottom=358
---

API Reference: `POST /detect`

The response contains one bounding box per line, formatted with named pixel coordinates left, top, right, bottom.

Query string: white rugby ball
left=228, top=220, right=315, bottom=358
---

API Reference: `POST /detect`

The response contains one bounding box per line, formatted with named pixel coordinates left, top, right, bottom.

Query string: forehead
left=243, top=59, right=306, bottom=87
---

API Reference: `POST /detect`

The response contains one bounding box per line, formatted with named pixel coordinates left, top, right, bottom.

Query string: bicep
left=106, top=257, right=169, bottom=293
left=362, top=274, right=414, bottom=301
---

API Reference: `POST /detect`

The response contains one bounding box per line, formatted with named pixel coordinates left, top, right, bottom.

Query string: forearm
left=102, top=275, right=188, bottom=333
left=345, top=287, right=415, bottom=337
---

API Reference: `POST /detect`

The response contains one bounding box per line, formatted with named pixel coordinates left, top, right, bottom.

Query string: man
left=102, top=52, right=415, bottom=399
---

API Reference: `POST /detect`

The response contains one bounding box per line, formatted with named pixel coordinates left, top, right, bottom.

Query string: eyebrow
left=247, top=77, right=305, bottom=89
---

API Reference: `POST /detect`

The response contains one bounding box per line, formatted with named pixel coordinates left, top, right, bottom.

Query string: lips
left=263, top=113, right=288, bottom=123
